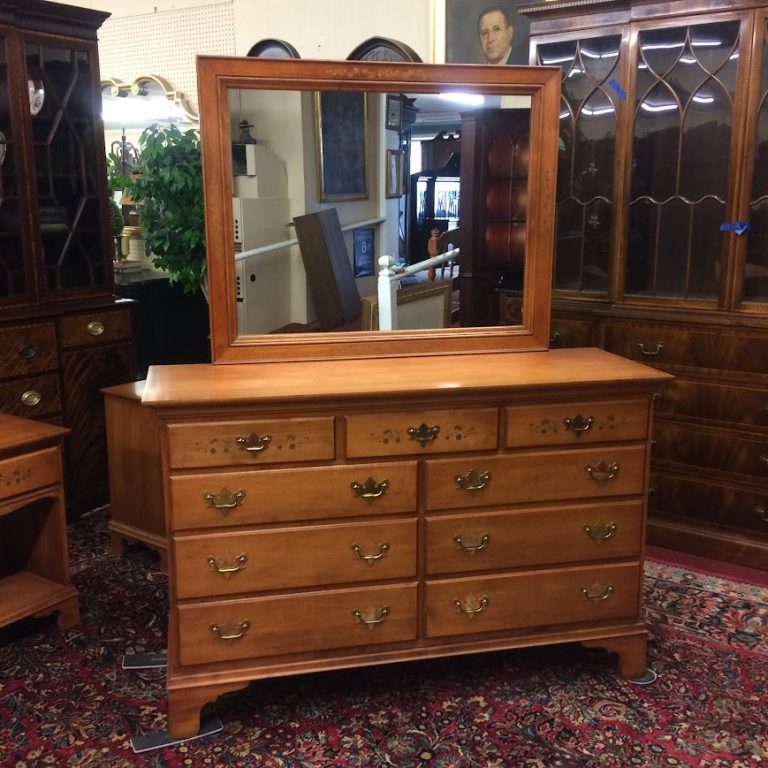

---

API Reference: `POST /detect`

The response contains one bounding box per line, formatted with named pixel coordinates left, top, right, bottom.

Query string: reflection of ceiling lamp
left=101, top=74, right=198, bottom=128
left=110, top=130, right=140, bottom=175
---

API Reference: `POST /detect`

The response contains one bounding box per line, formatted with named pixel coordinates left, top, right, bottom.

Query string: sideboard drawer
left=0, top=323, right=57, bottom=378
left=0, top=373, right=61, bottom=418
left=57, top=308, right=132, bottom=349
left=167, top=416, right=335, bottom=469
left=426, top=562, right=641, bottom=638
left=426, top=500, right=643, bottom=575
left=505, top=399, right=648, bottom=448
left=424, top=445, right=646, bottom=510
left=0, top=446, right=62, bottom=503
left=175, top=518, right=418, bottom=598
left=169, top=461, right=417, bottom=529
left=345, top=408, right=498, bottom=458
left=177, top=582, right=418, bottom=665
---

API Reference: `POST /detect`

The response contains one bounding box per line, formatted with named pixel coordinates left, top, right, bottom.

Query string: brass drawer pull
left=453, top=533, right=490, bottom=555
left=549, top=330, right=561, bottom=345
left=581, top=583, right=614, bottom=603
left=86, top=320, right=105, bottom=336
left=351, top=542, right=390, bottom=565
left=235, top=432, right=272, bottom=454
left=760, top=454, right=768, bottom=469
left=585, top=461, right=620, bottom=483
left=583, top=521, right=617, bottom=542
left=455, top=469, right=492, bottom=492
left=351, top=477, right=390, bottom=501
left=207, top=553, right=248, bottom=578
left=407, top=422, right=440, bottom=447
left=453, top=595, right=489, bottom=619
left=563, top=414, right=594, bottom=436
left=352, top=606, right=389, bottom=629
left=209, top=620, right=250, bottom=642
left=756, top=506, right=768, bottom=523
left=202, top=487, right=246, bottom=512
left=21, top=390, right=42, bottom=407
left=637, top=342, right=664, bottom=357
left=17, top=342, right=38, bottom=359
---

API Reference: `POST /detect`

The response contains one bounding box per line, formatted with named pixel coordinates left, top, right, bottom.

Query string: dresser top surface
left=0, top=414, right=68, bottom=455
left=141, top=348, right=671, bottom=408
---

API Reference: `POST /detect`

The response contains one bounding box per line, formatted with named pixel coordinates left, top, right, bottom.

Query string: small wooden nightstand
left=0, top=414, right=79, bottom=630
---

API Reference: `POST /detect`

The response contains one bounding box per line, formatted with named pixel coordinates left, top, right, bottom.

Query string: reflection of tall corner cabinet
left=524, top=0, right=768, bottom=567
left=0, top=0, right=136, bottom=512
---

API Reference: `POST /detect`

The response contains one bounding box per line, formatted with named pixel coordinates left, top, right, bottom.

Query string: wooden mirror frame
left=196, top=56, right=561, bottom=364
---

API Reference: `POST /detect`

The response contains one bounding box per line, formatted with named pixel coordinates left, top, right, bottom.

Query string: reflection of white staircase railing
left=376, top=249, right=460, bottom=331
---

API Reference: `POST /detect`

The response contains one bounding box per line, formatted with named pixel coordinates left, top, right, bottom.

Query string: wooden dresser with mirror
left=128, top=57, right=672, bottom=738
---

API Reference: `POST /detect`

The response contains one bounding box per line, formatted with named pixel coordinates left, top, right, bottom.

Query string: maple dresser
left=140, top=348, right=670, bottom=737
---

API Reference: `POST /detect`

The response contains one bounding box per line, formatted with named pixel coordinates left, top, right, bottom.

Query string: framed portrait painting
left=440, top=0, right=531, bottom=65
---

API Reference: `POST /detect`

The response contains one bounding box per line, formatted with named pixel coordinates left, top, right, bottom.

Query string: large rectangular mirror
left=197, top=57, right=560, bottom=363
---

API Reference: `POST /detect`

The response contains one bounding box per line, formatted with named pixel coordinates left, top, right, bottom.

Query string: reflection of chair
left=427, top=226, right=461, bottom=280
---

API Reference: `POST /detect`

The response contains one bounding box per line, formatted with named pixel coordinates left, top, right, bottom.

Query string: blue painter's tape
left=720, top=221, right=751, bottom=235
left=608, top=78, right=627, bottom=101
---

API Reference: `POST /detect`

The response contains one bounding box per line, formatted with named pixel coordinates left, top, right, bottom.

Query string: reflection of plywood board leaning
left=362, top=280, right=452, bottom=331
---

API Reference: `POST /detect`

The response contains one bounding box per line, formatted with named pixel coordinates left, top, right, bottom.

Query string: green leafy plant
left=127, top=124, right=206, bottom=296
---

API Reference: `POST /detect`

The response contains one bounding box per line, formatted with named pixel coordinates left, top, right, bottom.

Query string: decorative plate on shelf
left=28, top=79, right=45, bottom=115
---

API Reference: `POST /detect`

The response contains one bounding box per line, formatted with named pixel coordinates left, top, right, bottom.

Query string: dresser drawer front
left=426, top=500, right=643, bottom=575
left=175, top=518, right=418, bottom=598
left=170, top=461, right=417, bottom=530
left=0, top=374, right=61, bottom=418
left=425, top=445, right=647, bottom=511
left=167, top=416, right=335, bottom=469
left=57, top=308, right=132, bottom=349
left=345, top=408, right=498, bottom=458
left=0, top=447, right=61, bottom=503
left=426, top=562, right=641, bottom=638
left=505, top=400, right=648, bottom=448
left=177, top=583, right=418, bottom=665
left=0, top=323, right=57, bottom=377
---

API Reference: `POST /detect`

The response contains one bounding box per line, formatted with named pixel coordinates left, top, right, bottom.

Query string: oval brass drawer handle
left=352, top=606, right=389, bottom=629
left=17, top=342, right=38, bottom=359
left=756, top=506, right=767, bottom=523
left=209, top=620, right=251, bottom=642
left=21, top=390, right=42, bottom=407
left=453, top=533, right=490, bottom=555
left=207, top=553, right=248, bottom=578
left=351, top=477, right=390, bottom=501
left=455, top=469, right=492, bottom=492
left=235, top=432, right=272, bottom=454
left=583, top=521, right=617, bottom=542
left=585, top=461, right=620, bottom=483
left=563, top=414, right=594, bottom=436
left=351, top=542, right=390, bottom=565
left=581, top=583, right=614, bottom=603
left=453, top=595, right=489, bottom=619
left=86, top=320, right=105, bottom=336
left=637, top=342, right=664, bottom=357
left=407, top=422, right=440, bottom=447
left=202, top=487, right=247, bottom=512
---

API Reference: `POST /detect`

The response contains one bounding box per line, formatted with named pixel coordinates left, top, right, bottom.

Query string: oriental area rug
left=0, top=508, right=766, bottom=768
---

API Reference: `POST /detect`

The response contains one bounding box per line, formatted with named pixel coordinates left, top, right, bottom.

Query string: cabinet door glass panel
left=538, top=35, right=621, bottom=295
left=25, top=43, right=106, bottom=292
left=0, top=38, right=29, bottom=300
left=626, top=21, right=739, bottom=299
left=745, top=17, right=768, bottom=304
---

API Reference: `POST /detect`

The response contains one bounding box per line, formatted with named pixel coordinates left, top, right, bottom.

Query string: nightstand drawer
left=169, top=461, right=417, bottom=529
left=424, top=445, right=646, bottom=511
left=177, top=582, right=418, bottom=665
left=0, top=447, right=62, bottom=503
left=0, top=323, right=57, bottom=377
left=57, top=308, right=132, bottom=349
left=0, top=374, right=61, bottom=418
left=505, top=399, right=648, bottom=448
left=426, top=562, right=640, bottom=638
left=175, top=518, right=418, bottom=598
left=167, top=416, right=335, bottom=469
left=345, top=408, right=498, bottom=458
left=426, top=500, right=643, bottom=575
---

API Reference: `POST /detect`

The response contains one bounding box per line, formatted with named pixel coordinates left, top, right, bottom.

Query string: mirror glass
left=197, top=58, right=560, bottom=362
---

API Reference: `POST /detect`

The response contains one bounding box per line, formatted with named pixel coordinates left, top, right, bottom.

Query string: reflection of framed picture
left=386, top=149, right=403, bottom=198
left=315, top=91, right=368, bottom=201
left=438, top=0, right=531, bottom=65
left=353, top=226, right=375, bottom=277
left=385, top=94, right=402, bottom=131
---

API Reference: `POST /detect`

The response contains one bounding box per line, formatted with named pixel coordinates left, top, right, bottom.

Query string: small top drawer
left=505, top=399, right=649, bottom=448
left=167, top=416, right=335, bottom=469
left=57, top=308, right=132, bottom=349
left=0, top=323, right=57, bottom=378
left=345, top=408, right=498, bottom=458
left=0, top=446, right=62, bottom=504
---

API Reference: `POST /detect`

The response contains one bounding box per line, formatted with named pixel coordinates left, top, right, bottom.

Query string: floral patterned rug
left=0, top=508, right=766, bottom=767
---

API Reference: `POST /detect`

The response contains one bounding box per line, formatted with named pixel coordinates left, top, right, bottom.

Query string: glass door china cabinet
left=524, top=0, right=768, bottom=567
left=0, top=0, right=135, bottom=514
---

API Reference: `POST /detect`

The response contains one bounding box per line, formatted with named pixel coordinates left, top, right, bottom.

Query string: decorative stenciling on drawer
left=367, top=422, right=478, bottom=448
left=0, top=466, right=33, bottom=489
left=530, top=413, right=627, bottom=438
left=0, top=446, right=60, bottom=502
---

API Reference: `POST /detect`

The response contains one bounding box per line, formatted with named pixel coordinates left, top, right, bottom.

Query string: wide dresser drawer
left=169, top=461, right=417, bottom=529
left=0, top=374, right=61, bottom=418
left=57, top=308, right=132, bottom=348
left=426, top=562, right=641, bottom=638
left=0, top=446, right=62, bottom=503
left=424, top=445, right=646, bottom=510
left=177, top=582, right=418, bottom=665
left=174, top=518, right=418, bottom=597
left=0, top=323, right=57, bottom=377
